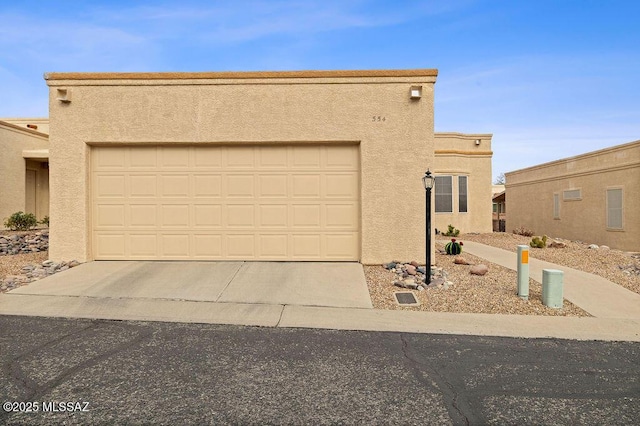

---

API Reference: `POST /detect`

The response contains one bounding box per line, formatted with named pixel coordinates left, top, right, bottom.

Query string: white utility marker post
left=542, top=269, right=564, bottom=308
left=517, top=245, right=529, bottom=300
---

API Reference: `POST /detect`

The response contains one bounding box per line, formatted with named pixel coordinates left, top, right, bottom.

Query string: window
left=553, top=193, right=560, bottom=219
left=563, top=189, right=582, bottom=201
left=493, top=203, right=498, bottom=213
left=458, top=176, right=468, bottom=213
left=607, top=188, right=623, bottom=229
left=435, top=176, right=453, bottom=213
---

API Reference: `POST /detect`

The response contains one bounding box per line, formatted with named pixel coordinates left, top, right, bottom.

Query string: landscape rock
left=405, top=265, right=417, bottom=275
left=601, top=245, right=610, bottom=250
left=588, top=244, right=599, bottom=249
left=470, top=264, right=489, bottom=276
left=548, top=240, right=567, bottom=248
left=454, top=256, right=471, bottom=265
left=0, top=230, right=49, bottom=256
left=410, top=261, right=419, bottom=267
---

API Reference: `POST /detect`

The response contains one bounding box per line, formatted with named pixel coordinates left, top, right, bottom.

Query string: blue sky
left=1, top=0, right=638, bottom=181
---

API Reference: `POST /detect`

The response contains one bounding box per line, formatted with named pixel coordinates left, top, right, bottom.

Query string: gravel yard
left=461, top=232, right=640, bottom=295
left=364, top=233, right=638, bottom=317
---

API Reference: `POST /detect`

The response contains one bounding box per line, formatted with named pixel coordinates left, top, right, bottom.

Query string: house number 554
left=372, top=116, right=386, bottom=122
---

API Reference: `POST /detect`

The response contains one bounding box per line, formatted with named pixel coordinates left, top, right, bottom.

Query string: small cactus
left=530, top=235, right=548, bottom=248
left=444, top=238, right=463, bottom=255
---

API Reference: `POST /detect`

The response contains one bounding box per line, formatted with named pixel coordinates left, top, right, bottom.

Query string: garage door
left=91, top=145, right=359, bottom=260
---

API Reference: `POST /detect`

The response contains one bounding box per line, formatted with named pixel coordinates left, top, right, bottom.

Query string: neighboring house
left=0, top=119, right=49, bottom=225
left=506, top=140, right=640, bottom=251
left=433, top=133, right=494, bottom=235
left=1, top=69, right=495, bottom=263
left=492, top=185, right=506, bottom=232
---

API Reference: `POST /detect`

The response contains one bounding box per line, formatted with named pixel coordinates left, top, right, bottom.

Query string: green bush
left=443, top=224, right=460, bottom=237
left=4, top=211, right=38, bottom=231
left=40, top=216, right=49, bottom=227
left=530, top=235, right=548, bottom=248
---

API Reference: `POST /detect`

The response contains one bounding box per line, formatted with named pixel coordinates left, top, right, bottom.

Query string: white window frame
left=606, top=187, right=624, bottom=230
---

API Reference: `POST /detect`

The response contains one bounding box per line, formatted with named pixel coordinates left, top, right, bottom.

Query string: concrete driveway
left=2, top=261, right=372, bottom=315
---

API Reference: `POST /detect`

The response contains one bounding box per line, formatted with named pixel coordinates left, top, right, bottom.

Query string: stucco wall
left=0, top=121, right=49, bottom=227
left=46, top=69, right=438, bottom=263
left=506, top=140, right=640, bottom=251
left=433, top=133, right=493, bottom=234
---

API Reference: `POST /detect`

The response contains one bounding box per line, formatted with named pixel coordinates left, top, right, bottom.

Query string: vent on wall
left=56, top=88, right=71, bottom=103
left=563, top=189, right=582, bottom=201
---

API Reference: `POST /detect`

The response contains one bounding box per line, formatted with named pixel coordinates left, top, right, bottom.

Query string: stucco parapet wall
left=44, top=69, right=438, bottom=86
left=506, top=140, right=640, bottom=187
left=435, top=132, right=493, bottom=139
left=0, top=120, right=49, bottom=139
left=435, top=150, right=493, bottom=156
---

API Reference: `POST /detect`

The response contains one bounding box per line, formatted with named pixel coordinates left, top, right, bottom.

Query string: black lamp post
left=422, top=170, right=435, bottom=283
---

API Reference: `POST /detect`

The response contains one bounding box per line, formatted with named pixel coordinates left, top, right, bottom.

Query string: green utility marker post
left=517, top=245, right=529, bottom=300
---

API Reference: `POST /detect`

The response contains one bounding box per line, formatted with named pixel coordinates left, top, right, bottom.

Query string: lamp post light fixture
left=422, top=169, right=435, bottom=283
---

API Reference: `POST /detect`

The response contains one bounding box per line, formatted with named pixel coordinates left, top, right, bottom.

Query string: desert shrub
left=40, top=215, right=49, bottom=227
left=513, top=226, right=534, bottom=237
left=443, top=224, right=460, bottom=237
left=530, top=235, right=548, bottom=248
left=4, top=211, right=38, bottom=231
left=444, top=238, right=463, bottom=255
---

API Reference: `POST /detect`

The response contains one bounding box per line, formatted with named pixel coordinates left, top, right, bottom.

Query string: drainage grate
left=394, top=291, right=420, bottom=306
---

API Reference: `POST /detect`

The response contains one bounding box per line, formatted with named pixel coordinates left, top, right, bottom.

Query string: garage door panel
left=326, top=234, right=358, bottom=258
left=130, top=205, right=157, bottom=227
left=292, top=146, right=321, bottom=168
left=130, top=234, right=158, bottom=257
left=129, top=147, right=158, bottom=168
left=325, top=174, right=358, bottom=198
left=292, top=175, right=321, bottom=198
left=259, top=234, right=288, bottom=258
left=226, top=175, right=255, bottom=197
left=92, top=145, right=359, bottom=260
left=95, top=204, right=125, bottom=227
left=325, top=203, right=358, bottom=228
left=161, top=175, right=190, bottom=197
left=96, top=175, right=126, bottom=198
left=95, top=234, right=126, bottom=258
left=194, top=147, right=222, bottom=168
left=226, top=147, right=255, bottom=168
left=161, top=147, right=190, bottom=167
left=194, top=234, right=222, bottom=258
left=194, top=205, right=222, bottom=227
left=194, top=175, right=221, bottom=197
left=259, top=205, right=288, bottom=227
left=161, top=234, right=190, bottom=257
left=227, top=235, right=255, bottom=257
left=226, top=205, right=255, bottom=228
left=130, top=175, right=157, bottom=197
left=258, top=175, right=288, bottom=197
left=161, top=205, right=190, bottom=227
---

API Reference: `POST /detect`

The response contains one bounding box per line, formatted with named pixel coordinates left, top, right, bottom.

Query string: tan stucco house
left=506, top=140, right=640, bottom=251
left=2, top=68, right=495, bottom=264
left=0, top=119, right=50, bottom=224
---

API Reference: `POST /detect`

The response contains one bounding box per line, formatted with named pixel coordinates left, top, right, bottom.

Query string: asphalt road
left=1, top=315, right=638, bottom=425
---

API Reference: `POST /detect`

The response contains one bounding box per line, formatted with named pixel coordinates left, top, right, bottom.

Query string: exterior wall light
left=410, top=86, right=422, bottom=99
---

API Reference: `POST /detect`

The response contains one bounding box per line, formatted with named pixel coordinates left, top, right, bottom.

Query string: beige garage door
left=91, top=145, right=359, bottom=260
